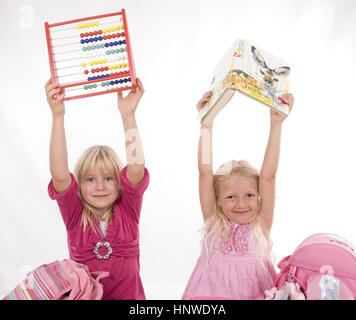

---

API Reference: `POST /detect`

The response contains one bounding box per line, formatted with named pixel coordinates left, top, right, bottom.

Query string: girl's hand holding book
left=196, top=91, right=212, bottom=112
left=271, top=93, right=294, bottom=124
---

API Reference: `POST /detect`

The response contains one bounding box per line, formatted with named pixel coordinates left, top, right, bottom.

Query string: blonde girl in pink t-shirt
left=44, top=79, right=149, bottom=300
left=182, top=91, right=294, bottom=300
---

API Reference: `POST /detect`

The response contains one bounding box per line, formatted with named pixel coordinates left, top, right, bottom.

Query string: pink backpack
left=3, top=259, right=109, bottom=300
left=270, top=233, right=356, bottom=300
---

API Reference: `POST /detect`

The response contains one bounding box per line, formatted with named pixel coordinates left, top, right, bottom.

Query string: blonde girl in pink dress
left=44, top=78, right=149, bottom=300
left=182, top=91, right=294, bottom=300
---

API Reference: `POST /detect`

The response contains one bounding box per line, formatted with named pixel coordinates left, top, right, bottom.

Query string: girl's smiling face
left=217, top=174, right=259, bottom=224
left=80, top=169, right=120, bottom=214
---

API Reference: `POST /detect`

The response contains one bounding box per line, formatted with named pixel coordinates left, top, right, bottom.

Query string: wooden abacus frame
left=44, top=9, right=136, bottom=101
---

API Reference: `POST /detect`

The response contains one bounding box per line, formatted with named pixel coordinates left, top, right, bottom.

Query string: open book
left=199, top=39, right=291, bottom=125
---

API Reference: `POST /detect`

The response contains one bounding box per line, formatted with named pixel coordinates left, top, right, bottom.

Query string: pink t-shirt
left=48, top=166, right=149, bottom=300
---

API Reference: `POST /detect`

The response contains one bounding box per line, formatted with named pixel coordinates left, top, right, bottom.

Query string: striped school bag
left=266, top=233, right=356, bottom=300
left=3, top=259, right=109, bottom=300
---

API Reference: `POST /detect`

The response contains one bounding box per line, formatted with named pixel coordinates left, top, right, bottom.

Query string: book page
left=231, top=40, right=290, bottom=115
left=198, top=41, right=236, bottom=119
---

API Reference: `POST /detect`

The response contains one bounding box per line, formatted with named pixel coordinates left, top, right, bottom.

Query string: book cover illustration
left=199, top=39, right=291, bottom=124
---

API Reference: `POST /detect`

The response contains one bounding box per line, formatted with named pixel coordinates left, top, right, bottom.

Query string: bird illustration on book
left=251, top=45, right=290, bottom=94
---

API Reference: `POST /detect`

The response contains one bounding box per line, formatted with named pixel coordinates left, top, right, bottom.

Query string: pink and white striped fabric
left=3, top=259, right=109, bottom=300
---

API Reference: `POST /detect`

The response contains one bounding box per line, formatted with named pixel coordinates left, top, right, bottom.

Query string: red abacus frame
left=44, top=9, right=137, bottom=101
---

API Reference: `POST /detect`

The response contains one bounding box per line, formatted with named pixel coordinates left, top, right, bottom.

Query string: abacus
left=44, top=9, right=136, bottom=101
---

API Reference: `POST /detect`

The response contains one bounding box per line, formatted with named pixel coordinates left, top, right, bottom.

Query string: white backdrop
left=0, top=0, right=355, bottom=300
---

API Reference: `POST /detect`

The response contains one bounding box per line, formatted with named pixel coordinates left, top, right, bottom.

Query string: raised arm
left=45, top=79, right=71, bottom=194
left=259, top=93, right=294, bottom=232
left=118, top=78, right=145, bottom=185
left=197, top=92, right=216, bottom=221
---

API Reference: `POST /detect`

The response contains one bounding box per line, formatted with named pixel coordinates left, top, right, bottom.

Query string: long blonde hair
left=74, top=145, right=124, bottom=233
left=201, top=160, right=274, bottom=267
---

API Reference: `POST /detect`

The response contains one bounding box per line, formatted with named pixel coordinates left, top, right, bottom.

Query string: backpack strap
left=282, top=264, right=312, bottom=295
left=90, top=271, right=110, bottom=283
left=277, top=255, right=292, bottom=270
left=275, top=255, right=292, bottom=289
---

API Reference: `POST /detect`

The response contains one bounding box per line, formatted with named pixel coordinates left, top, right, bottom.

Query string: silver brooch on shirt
left=94, top=241, right=112, bottom=260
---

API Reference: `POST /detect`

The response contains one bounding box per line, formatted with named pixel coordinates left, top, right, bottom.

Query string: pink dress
left=182, top=222, right=276, bottom=300
left=48, top=166, right=149, bottom=300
